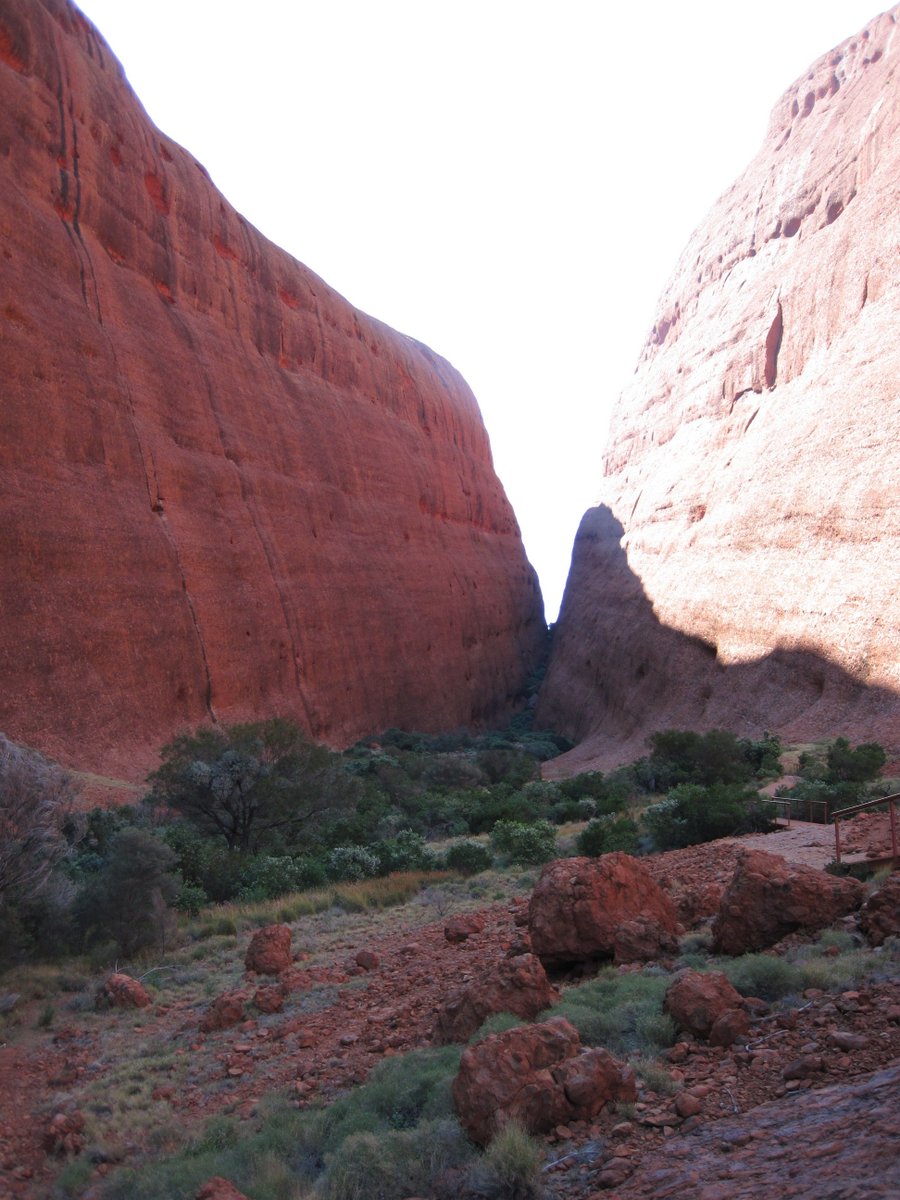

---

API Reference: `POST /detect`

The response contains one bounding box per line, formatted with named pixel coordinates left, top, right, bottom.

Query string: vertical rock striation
left=540, top=7, right=900, bottom=769
left=0, top=0, right=544, bottom=778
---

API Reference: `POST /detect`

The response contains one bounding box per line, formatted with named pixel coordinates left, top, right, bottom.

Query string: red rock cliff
left=0, top=0, right=544, bottom=779
left=540, top=8, right=900, bottom=771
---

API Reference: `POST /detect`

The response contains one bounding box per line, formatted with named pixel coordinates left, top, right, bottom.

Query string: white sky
left=75, top=0, right=884, bottom=620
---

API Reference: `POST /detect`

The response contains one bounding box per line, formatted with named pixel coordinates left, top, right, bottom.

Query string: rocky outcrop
left=540, top=8, right=900, bottom=768
left=711, top=849, right=865, bottom=954
left=0, top=0, right=544, bottom=780
left=452, top=1016, right=636, bottom=1145
left=433, top=952, right=557, bottom=1044
left=528, top=853, right=681, bottom=968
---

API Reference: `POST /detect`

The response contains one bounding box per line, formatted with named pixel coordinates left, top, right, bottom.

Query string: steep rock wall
left=0, top=0, right=544, bottom=778
left=540, top=8, right=900, bottom=770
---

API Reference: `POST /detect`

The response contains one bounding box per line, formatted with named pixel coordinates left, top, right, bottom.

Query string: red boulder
left=95, top=972, right=151, bottom=1010
left=528, top=854, right=681, bottom=968
left=434, top=953, right=557, bottom=1044
left=711, top=850, right=865, bottom=955
left=444, top=914, right=486, bottom=944
left=196, top=1179, right=250, bottom=1200
left=452, top=1016, right=635, bottom=1146
left=859, top=871, right=900, bottom=946
left=664, top=970, right=746, bottom=1040
left=245, top=924, right=292, bottom=975
left=200, top=990, right=248, bottom=1033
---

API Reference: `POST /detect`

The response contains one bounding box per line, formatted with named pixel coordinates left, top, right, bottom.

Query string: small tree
left=826, top=738, right=886, bottom=783
left=148, top=718, right=353, bottom=852
left=74, top=828, right=180, bottom=957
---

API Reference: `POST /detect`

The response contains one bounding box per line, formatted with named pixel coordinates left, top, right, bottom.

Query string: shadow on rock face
left=538, top=504, right=900, bottom=772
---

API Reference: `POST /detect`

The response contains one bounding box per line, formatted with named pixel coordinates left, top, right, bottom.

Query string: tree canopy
left=147, top=718, right=353, bottom=852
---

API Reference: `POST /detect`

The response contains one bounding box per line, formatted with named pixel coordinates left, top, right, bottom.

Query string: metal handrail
left=832, top=791, right=899, bottom=865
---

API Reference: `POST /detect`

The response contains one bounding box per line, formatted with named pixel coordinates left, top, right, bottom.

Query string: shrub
left=642, top=783, right=774, bottom=851
left=327, top=845, right=380, bottom=882
left=490, top=820, right=557, bottom=866
left=467, top=1121, right=544, bottom=1199
left=720, top=953, right=803, bottom=1000
left=236, top=853, right=327, bottom=901
left=548, top=969, right=676, bottom=1056
left=444, top=840, right=493, bottom=876
left=576, top=815, right=639, bottom=857
left=372, top=829, right=436, bottom=875
left=826, top=737, right=886, bottom=783
left=322, top=1119, right=470, bottom=1200
left=73, top=828, right=181, bottom=957
left=647, top=729, right=755, bottom=789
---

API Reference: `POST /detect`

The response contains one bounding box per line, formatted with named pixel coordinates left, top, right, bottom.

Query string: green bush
left=490, top=820, right=557, bottom=865
left=73, top=829, right=180, bottom=957
left=444, top=840, right=493, bottom=876
left=646, top=729, right=755, bottom=789
left=372, top=829, right=435, bottom=875
left=467, top=1121, right=544, bottom=1199
left=548, top=969, right=676, bottom=1056
left=826, top=737, right=886, bottom=783
left=720, top=953, right=803, bottom=1000
left=642, top=783, right=774, bottom=851
left=327, top=845, right=380, bottom=881
left=576, top=815, right=639, bottom=856
left=236, top=853, right=328, bottom=901
left=322, top=1119, right=469, bottom=1200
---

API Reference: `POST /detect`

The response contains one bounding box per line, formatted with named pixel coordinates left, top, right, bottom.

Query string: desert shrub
left=327, top=845, right=380, bottom=882
left=633, top=1058, right=678, bottom=1095
left=490, top=820, right=557, bottom=866
left=642, top=783, right=774, bottom=851
left=549, top=969, right=676, bottom=1056
left=475, top=746, right=539, bottom=788
left=322, top=1119, right=470, bottom=1200
left=372, top=829, right=436, bottom=874
left=576, top=815, right=639, bottom=857
left=173, top=881, right=208, bottom=915
left=469, top=1011, right=526, bottom=1042
left=73, top=828, right=180, bottom=957
left=720, top=953, right=803, bottom=1000
left=740, top=731, right=783, bottom=777
left=466, top=1121, right=544, bottom=1200
left=234, top=853, right=328, bottom=901
left=421, top=754, right=486, bottom=791
left=444, top=840, right=493, bottom=876
left=646, top=729, right=755, bottom=789
left=826, top=737, right=886, bottom=783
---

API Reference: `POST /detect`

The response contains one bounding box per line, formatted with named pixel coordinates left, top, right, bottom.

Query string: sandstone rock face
left=452, top=1016, right=635, bottom=1145
left=433, top=952, right=557, bottom=1044
left=539, top=8, right=900, bottom=769
left=528, top=853, right=681, bottom=968
left=0, top=0, right=544, bottom=781
left=859, top=870, right=900, bottom=946
left=711, top=849, right=865, bottom=955
left=244, top=924, right=292, bottom=975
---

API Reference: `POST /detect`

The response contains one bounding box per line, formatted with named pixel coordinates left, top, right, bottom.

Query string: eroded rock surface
left=0, top=0, right=543, bottom=779
left=540, top=8, right=900, bottom=769
left=433, top=952, right=557, bottom=1044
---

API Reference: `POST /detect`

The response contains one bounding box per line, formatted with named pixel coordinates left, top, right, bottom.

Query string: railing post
left=834, top=815, right=842, bottom=865
left=891, top=797, right=898, bottom=863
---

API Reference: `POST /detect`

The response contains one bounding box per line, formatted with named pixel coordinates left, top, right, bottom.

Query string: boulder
left=433, top=953, right=557, bottom=1044
left=859, top=871, right=900, bottom=946
left=42, top=1110, right=85, bottom=1157
left=196, top=1180, right=250, bottom=1200
left=245, top=924, right=292, bottom=975
left=200, top=990, right=248, bottom=1033
left=528, top=854, right=681, bottom=968
left=444, top=914, right=486, bottom=944
left=95, top=972, right=151, bottom=1010
left=252, top=985, right=285, bottom=1015
left=355, top=949, right=380, bottom=971
left=664, top=970, right=746, bottom=1041
left=452, top=1016, right=635, bottom=1145
left=711, top=850, right=865, bottom=954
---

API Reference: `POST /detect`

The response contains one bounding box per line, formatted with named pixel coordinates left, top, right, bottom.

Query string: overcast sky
left=75, top=0, right=885, bottom=620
